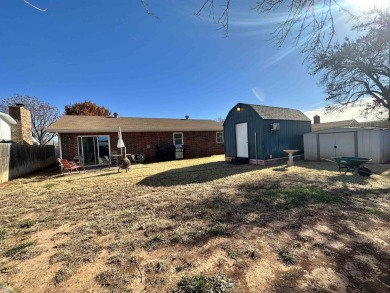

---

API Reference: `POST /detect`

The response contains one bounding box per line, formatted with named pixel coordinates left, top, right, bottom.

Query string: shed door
left=319, top=132, right=356, bottom=158
left=236, top=123, right=248, bottom=158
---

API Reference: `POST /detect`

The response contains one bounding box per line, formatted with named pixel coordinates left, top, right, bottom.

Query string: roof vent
left=185, top=115, right=189, bottom=120
left=113, top=112, right=119, bottom=118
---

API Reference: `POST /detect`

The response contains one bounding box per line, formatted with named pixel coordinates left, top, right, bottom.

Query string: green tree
left=0, top=95, right=60, bottom=144
left=64, top=101, right=112, bottom=116
left=312, top=8, right=390, bottom=120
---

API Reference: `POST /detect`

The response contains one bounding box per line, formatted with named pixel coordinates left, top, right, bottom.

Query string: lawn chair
left=73, top=156, right=85, bottom=172
left=130, top=154, right=145, bottom=164
left=58, top=159, right=83, bottom=175
left=98, top=157, right=110, bottom=165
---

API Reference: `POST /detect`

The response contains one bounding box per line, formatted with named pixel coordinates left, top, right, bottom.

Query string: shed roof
left=47, top=115, right=223, bottom=133
left=247, top=104, right=311, bottom=121
left=311, top=119, right=359, bottom=132
left=0, top=112, right=17, bottom=125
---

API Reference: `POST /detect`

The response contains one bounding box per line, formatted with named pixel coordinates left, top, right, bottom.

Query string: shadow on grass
left=163, top=177, right=390, bottom=292
left=137, top=161, right=263, bottom=187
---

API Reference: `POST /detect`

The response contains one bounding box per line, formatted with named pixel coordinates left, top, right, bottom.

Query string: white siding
left=0, top=118, right=12, bottom=140
left=303, top=133, right=318, bottom=160
left=319, top=132, right=355, bottom=159
left=358, top=130, right=381, bottom=163
left=304, top=128, right=390, bottom=163
left=381, top=129, right=390, bottom=163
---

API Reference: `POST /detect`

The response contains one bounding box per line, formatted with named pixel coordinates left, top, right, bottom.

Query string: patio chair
left=73, top=156, right=85, bottom=172
left=57, top=158, right=83, bottom=175
left=130, top=154, right=145, bottom=164
left=98, top=157, right=110, bottom=165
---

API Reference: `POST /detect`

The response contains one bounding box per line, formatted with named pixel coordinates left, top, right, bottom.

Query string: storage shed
left=224, top=103, right=311, bottom=164
left=304, top=127, right=390, bottom=163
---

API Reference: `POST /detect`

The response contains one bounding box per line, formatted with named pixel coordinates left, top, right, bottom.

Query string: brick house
left=0, top=105, right=33, bottom=144
left=0, top=112, right=17, bottom=142
left=47, top=115, right=224, bottom=165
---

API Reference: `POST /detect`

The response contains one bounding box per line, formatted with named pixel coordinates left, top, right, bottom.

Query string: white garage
left=304, top=127, right=390, bottom=164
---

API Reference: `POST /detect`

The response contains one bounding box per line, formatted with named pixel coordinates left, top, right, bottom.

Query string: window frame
left=173, top=132, right=184, bottom=145
left=216, top=132, right=224, bottom=143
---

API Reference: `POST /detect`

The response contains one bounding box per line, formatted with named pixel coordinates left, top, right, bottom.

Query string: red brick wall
left=59, top=131, right=224, bottom=163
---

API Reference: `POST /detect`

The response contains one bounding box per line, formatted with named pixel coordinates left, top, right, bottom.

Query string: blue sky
left=0, top=0, right=372, bottom=122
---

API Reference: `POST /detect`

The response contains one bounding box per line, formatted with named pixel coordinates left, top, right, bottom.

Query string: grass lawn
left=0, top=155, right=389, bottom=292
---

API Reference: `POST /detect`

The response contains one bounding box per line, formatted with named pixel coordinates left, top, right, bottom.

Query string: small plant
left=0, top=230, right=6, bottom=242
left=365, top=207, right=382, bottom=215
left=223, top=246, right=239, bottom=260
left=208, top=223, right=228, bottom=236
left=278, top=247, right=295, bottom=266
left=54, top=266, right=74, bottom=285
left=143, top=234, right=165, bottom=250
left=171, top=234, right=183, bottom=244
left=177, top=273, right=209, bottom=293
left=18, top=219, right=34, bottom=229
left=175, top=273, right=235, bottom=293
left=5, top=241, right=34, bottom=257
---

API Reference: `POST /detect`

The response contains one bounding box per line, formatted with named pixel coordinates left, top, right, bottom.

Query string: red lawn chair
left=57, top=159, right=82, bottom=175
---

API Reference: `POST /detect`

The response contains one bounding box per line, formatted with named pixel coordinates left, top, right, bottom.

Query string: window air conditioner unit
left=271, top=123, right=280, bottom=131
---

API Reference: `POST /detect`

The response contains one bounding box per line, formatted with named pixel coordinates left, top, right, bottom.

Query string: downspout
left=254, top=132, right=258, bottom=164
left=58, top=133, right=62, bottom=159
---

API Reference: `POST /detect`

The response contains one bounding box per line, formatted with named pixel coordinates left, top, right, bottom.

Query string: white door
left=319, top=132, right=355, bottom=158
left=236, top=123, right=248, bottom=158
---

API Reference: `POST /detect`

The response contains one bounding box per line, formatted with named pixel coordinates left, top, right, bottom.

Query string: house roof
left=246, top=104, right=311, bottom=121
left=311, top=119, right=359, bottom=132
left=0, top=112, right=17, bottom=125
left=47, top=115, right=223, bottom=133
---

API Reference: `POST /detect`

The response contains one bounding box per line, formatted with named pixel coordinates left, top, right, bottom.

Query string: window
left=216, top=132, right=224, bottom=143
left=77, top=135, right=110, bottom=166
left=173, top=132, right=183, bottom=145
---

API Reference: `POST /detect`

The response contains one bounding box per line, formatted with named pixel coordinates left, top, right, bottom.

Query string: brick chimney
left=9, top=104, right=33, bottom=145
left=313, top=115, right=321, bottom=124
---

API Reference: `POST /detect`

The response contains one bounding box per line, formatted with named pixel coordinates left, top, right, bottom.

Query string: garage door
left=319, top=132, right=356, bottom=158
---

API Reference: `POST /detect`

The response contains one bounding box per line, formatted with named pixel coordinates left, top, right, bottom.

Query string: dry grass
left=0, top=155, right=389, bottom=292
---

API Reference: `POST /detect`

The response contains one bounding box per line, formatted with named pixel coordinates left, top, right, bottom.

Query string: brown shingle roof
left=47, top=115, right=223, bottom=133
left=311, top=119, right=359, bottom=132
left=248, top=104, right=311, bottom=121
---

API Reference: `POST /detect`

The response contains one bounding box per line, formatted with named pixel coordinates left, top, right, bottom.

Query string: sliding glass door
left=77, top=135, right=110, bottom=166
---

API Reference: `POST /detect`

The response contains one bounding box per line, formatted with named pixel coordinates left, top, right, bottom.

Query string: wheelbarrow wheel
left=357, top=166, right=372, bottom=177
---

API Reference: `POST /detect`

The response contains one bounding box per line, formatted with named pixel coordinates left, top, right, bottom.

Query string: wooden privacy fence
left=0, top=144, right=56, bottom=184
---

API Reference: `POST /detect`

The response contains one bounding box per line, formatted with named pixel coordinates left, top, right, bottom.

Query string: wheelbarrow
left=333, top=157, right=373, bottom=176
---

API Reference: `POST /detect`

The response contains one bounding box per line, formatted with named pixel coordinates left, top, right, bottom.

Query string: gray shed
left=224, top=103, right=311, bottom=164
left=304, top=127, right=390, bottom=163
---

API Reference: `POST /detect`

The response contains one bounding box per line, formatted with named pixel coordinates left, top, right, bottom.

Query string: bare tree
left=312, top=8, right=390, bottom=120
left=195, top=0, right=353, bottom=52
left=0, top=96, right=60, bottom=144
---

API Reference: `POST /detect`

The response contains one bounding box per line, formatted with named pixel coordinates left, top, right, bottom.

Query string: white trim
left=235, top=122, right=248, bottom=158
left=216, top=132, right=224, bottom=143
left=0, top=112, right=17, bottom=125
left=173, top=132, right=184, bottom=145
left=58, top=134, right=62, bottom=159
